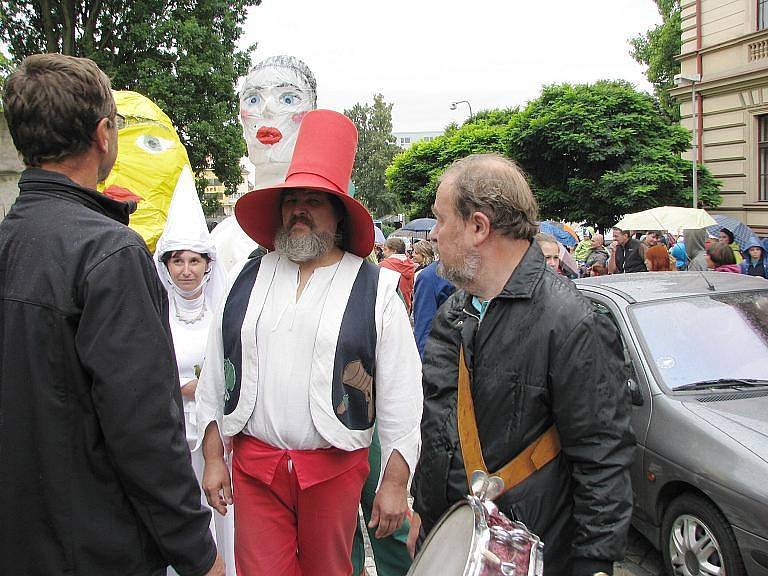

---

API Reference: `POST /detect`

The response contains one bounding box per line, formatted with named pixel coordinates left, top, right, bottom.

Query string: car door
left=579, top=289, right=655, bottom=527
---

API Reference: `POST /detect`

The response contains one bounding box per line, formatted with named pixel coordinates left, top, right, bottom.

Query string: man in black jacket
left=407, top=154, right=634, bottom=576
left=608, top=227, right=647, bottom=273
left=0, top=54, right=223, bottom=576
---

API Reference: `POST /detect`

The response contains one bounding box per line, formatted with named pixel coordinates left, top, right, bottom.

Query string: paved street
left=615, top=528, right=665, bottom=576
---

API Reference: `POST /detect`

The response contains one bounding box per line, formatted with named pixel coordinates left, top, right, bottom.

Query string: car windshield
left=630, top=291, right=768, bottom=391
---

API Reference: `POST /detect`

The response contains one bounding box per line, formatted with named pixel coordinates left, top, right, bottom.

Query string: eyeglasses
left=114, top=113, right=166, bottom=131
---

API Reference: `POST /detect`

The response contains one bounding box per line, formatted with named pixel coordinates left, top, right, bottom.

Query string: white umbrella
left=614, top=206, right=717, bottom=232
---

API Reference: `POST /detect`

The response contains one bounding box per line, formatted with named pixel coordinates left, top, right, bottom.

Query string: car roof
left=575, top=271, right=768, bottom=304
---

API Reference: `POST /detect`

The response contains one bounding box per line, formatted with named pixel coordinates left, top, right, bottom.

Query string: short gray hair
left=439, top=154, right=538, bottom=241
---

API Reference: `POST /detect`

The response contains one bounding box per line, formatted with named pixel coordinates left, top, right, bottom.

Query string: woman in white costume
left=154, top=166, right=235, bottom=576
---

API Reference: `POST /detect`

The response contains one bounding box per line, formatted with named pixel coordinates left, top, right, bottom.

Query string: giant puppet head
left=239, top=55, right=317, bottom=187
left=98, top=91, right=190, bottom=252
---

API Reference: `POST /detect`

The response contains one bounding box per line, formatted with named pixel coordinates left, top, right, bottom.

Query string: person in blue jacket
left=740, top=238, right=768, bottom=278
left=413, top=259, right=455, bottom=358
left=670, top=235, right=687, bottom=270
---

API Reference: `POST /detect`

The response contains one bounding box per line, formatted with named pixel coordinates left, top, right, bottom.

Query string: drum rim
left=407, top=497, right=488, bottom=575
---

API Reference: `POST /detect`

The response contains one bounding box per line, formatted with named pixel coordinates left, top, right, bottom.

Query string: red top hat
left=235, top=110, right=374, bottom=258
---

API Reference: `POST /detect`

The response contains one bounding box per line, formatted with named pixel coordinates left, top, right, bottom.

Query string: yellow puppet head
left=98, top=91, right=191, bottom=252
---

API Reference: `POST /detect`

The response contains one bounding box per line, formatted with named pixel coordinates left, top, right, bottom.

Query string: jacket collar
left=18, top=167, right=132, bottom=225
left=462, top=239, right=546, bottom=309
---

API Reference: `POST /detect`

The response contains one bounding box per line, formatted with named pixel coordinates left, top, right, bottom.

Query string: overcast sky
left=240, top=1, right=662, bottom=133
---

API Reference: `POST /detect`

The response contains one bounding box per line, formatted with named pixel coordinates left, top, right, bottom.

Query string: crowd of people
left=0, top=51, right=762, bottom=576
left=537, top=224, right=768, bottom=280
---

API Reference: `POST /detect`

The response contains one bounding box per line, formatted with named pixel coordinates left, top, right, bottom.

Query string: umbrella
left=538, top=221, right=577, bottom=247
left=373, top=225, right=385, bottom=245
left=388, top=228, right=427, bottom=240
left=400, top=218, right=436, bottom=232
left=614, top=206, right=716, bottom=232
left=705, top=214, right=761, bottom=250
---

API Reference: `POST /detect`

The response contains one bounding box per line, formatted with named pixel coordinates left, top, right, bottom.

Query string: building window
left=760, top=116, right=768, bottom=201
left=760, top=0, right=768, bottom=30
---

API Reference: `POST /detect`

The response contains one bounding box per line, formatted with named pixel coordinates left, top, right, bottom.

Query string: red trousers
left=232, top=435, right=369, bottom=576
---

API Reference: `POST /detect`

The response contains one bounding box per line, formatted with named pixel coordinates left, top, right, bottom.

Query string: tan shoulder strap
left=457, top=344, right=561, bottom=495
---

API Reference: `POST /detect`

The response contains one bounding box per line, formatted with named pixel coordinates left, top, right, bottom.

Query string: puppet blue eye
left=280, top=93, right=300, bottom=105
left=247, top=94, right=262, bottom=106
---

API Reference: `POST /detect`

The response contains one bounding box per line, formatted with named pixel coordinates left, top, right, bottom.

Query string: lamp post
left=674, top=73, right=702, bottom=208
left=450, top=100, right=473, bottom=121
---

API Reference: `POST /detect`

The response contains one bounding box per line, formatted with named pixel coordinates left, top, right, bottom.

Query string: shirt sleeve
left=75, top=245, right=216, bottom=576
left=374, top=286, right=424, bottom=488
left=193, top=299, right=227, bottom=453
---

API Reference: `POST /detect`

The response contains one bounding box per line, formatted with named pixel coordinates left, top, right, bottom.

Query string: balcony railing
left=749, top=38, right=768, bottom=61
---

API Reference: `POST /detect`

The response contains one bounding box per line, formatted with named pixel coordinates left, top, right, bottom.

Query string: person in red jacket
left=380, top=237, right=416, bottom=313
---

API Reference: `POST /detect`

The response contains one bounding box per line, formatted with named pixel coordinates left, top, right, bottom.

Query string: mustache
left=289, top=215, right=314, bottom=229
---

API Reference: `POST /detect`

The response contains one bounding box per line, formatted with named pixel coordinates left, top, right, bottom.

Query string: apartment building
left=672, top=0, right=768, bottom=233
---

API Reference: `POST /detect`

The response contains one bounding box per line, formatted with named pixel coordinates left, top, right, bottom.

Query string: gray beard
left=274, top=227, right=336, bottom=263
left=437, top=249, right=481, bottom=289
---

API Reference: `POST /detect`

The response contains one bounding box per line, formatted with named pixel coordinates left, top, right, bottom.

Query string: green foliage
left=344, top=94, right=402, bottom=217
left=386, top=81, right=721, bottom=229
left=386, top=110, right=515, bottom=218
left=0, top=0, right=259, bottom=197
left=507, top=81, right=720, bottom=228
left=0, top=52, right=12, bottom=110
left=630, top=0, right=682, bottom=121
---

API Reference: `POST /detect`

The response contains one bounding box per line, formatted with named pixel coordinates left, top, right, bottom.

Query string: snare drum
left=408, top=496, right=543, bottom=576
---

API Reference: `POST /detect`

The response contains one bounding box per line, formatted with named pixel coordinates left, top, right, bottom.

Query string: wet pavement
left=615, top=527, right=666, bottom=576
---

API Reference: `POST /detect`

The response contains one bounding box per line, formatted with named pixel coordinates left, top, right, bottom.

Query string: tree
left=0, top=52, right=13, bottom=107
left=507, top=81, right=720, bottom=229
left=630, top=0, right=682, bottom=121
left=385, top=109, right=516, bottom=218
left=0, top=0, right=260, bottom=203
left=344, top=94, right=401, bottom=217
left=385, top=83, right=720, bottom=229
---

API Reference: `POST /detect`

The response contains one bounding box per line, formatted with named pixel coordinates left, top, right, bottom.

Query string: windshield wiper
left=675, top=378, right=768, bottom=392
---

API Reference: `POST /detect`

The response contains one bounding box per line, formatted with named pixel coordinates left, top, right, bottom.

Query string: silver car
left=575, top=272, right=768, bottom=576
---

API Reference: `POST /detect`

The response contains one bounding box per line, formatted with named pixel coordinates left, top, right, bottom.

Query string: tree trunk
left=38, top=0, right=59, bottom=53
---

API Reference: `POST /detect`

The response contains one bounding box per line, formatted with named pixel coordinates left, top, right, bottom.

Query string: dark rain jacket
left=0, top=169, right=216, bottom=576
left=412, top=241, right=635, bottom=576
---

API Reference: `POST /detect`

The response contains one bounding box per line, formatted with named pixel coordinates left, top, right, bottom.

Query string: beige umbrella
left=614, top=206, right=717, bottom=232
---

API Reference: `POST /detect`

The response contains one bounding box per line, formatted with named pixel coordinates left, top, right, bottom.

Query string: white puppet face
left=240, top=64, right=315, bottom=170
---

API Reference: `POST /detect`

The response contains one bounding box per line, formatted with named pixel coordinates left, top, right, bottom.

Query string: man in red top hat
left=195, top=110, right=422, bottom=575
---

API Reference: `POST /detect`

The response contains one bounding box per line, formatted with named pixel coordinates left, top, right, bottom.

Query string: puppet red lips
left=256, top=126, right=283, bottom=145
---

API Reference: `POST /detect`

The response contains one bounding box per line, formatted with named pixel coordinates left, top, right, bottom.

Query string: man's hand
left=406, top=512, right=422, bottom=559
left=201, top=422, right=232, bottom=516
left=368, top=450, right=409, bottom=539
left=180, top=378, right=198, bottom=399
left=202, top=456, right=232, bottom=516
left=202, top=554, right=225, bottom=576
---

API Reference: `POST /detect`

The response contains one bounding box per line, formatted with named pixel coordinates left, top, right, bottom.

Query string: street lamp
left=450, top=100, right=473, bottom=121
left=674, top=73, right=702, bottom=208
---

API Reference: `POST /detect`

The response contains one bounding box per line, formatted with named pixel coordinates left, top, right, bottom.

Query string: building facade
left=392, top=131, right=443, bottom=149
left=673, top=0, right=768, bottom=234
left=0, top=114, right=24, bottom=220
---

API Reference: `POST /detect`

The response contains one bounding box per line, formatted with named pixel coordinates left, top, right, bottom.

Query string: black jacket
left=412, top=241, right=635, bottom=576
left=0, top=169, right=216, bottom=576
left=614, top=238, right=647, bottom=273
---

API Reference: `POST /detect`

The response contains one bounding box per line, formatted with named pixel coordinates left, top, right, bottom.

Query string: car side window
left=590, top=301, right=637, bottom=382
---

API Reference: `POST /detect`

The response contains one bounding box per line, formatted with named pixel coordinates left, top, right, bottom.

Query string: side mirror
left=627, top=378, right=644, bottom=406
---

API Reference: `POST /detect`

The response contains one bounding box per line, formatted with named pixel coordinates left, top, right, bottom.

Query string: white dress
left=167, top=291, right=236, bottom=576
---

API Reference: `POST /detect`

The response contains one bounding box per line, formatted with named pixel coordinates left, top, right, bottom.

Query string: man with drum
left=408, top=154, right=634, bottom=575
left=195, top=109, right=422, bottom=575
